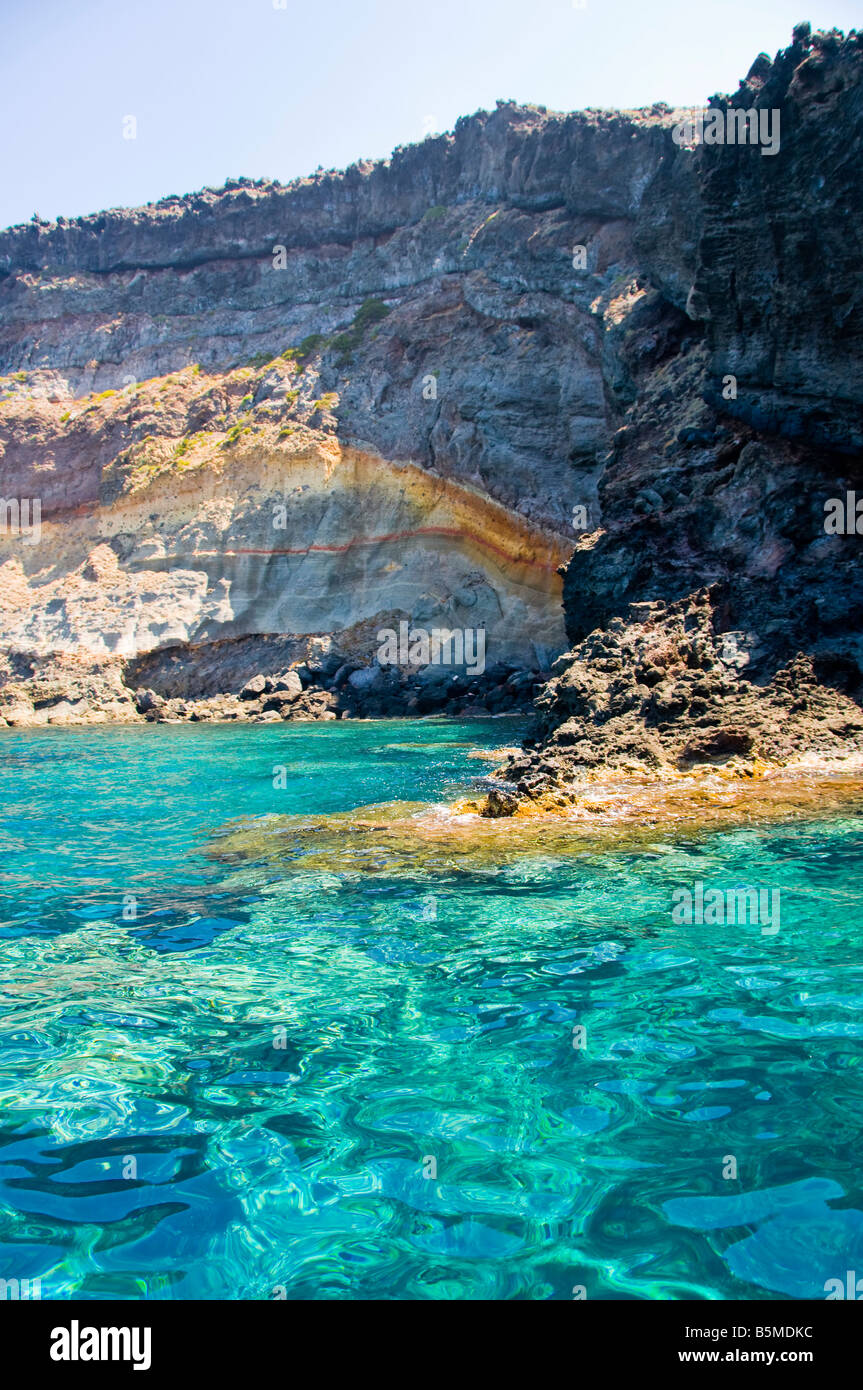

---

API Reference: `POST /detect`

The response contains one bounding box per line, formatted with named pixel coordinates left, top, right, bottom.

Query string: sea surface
left=1, top=718, right=862, bottom=1300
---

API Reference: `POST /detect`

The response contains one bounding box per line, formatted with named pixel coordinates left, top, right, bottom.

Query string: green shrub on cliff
left=280, top=303, right=390, bottom=371
left=223, top=417, right=253, bottom=447
left=353, top=297, right=390, bottom=333
left=282, top=334, right=329, bottom=367
left=331, top=297, right=391, bottom=363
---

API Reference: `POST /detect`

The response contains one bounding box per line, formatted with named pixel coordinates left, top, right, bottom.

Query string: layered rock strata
left=1, top=97, right=680, bottom=718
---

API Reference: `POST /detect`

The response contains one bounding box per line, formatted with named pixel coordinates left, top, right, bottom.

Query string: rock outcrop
left=493, top=24, right=863, bottom=804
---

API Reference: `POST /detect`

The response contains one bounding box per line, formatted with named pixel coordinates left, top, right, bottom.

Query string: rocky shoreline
left=0, top=637, right=545, bottom=727
left=481, top=589, right=863, bottom=816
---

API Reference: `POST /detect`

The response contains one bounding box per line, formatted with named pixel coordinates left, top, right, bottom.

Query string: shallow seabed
left=1, top=719, right=862, bottom=1299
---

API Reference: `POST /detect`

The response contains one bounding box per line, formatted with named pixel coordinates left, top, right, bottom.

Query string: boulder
left=241, top=674, right=268, bottom=700
left=271, top=670, right=303, bottom=701
left=348, top=665, right=384, bottom=692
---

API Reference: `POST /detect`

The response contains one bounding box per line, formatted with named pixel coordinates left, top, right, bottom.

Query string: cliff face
left=1, top=27, right=862, bottom=745
left=0, top=98, right=681, bottom=720
left=500, top=25, right=863, bottom=805
left=637, top=27, right=863, bottom=454
left=0, top=100, right=679, bottom=535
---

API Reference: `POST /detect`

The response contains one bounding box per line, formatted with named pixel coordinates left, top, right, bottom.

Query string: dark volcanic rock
left=489, top=29, right=863, bottom=805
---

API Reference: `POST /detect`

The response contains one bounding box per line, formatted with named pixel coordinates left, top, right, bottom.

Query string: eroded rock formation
left=1, top=96, right=681, bottom=721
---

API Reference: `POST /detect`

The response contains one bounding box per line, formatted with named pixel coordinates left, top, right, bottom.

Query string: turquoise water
left=1, top=719, right=862, bottom=1300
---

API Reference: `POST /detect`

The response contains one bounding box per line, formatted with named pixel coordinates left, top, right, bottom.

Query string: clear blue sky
left=2, top=0, right=857, bottom=229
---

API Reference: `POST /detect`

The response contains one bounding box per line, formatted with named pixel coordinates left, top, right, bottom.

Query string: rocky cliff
left=495, top=23, right=863, bottom=808
left=1, top=26, right=862, bottom=752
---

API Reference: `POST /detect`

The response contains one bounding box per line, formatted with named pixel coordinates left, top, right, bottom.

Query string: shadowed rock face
left=500, top=25, right=863, bottom=802
left=637, top=26, right=863, bottom=453
left=1, top=28, right=862, bottom=747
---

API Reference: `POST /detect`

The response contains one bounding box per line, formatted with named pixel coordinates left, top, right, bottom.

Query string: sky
left=1, top=0, right=858, bottom=229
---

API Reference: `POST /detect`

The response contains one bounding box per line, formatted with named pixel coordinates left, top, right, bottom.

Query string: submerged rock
left=209, top=768, right=863, bottom=877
